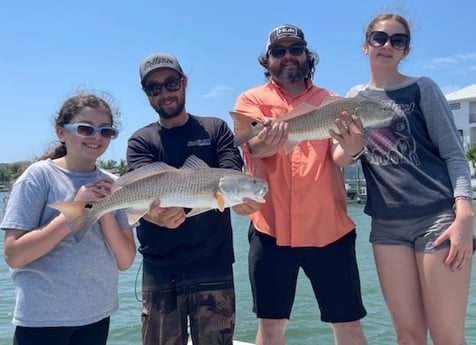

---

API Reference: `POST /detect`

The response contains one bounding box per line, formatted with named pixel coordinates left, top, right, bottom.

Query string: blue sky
left=1, top=0, right=475, bottom=163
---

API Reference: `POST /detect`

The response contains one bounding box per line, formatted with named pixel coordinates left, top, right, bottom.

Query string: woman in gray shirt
left=344, top=13, right=473, bottom=345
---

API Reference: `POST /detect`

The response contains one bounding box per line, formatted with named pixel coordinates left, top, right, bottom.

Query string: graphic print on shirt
left=364, top=101, right=420, bottom=166
left=187, top=139, right=212, bottom=147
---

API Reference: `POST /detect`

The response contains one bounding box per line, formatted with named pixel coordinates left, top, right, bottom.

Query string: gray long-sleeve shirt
left=347, top=77, right=472, bottom=219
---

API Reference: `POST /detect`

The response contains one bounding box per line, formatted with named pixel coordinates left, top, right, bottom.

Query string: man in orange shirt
left=233, top=24, right=368, bottom=345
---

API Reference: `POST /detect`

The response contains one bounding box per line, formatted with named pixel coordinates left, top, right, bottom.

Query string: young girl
left=343, top=13, right=474, bottom=345
left=1, top=93, right=136, bottom=345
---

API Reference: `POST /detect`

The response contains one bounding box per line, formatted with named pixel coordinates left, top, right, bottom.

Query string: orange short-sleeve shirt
left=234, top=80, right=355, bottom=247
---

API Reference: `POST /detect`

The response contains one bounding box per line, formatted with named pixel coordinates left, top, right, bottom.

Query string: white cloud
left=424, top=52, right=476, bottom=69
left=202, top=85, right=233, bottom=99
left=440, top=84, right=461, bottom=94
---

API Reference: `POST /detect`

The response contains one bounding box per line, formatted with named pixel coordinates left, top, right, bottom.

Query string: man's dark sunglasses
left=367, top=31, right=409, bottom=50
left=269, top=44, right=305, bottom=58
left=143, top=76, right=184, bottom=97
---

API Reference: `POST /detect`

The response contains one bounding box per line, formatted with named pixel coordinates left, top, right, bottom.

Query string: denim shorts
left=370, top=209, right=455, bottom=252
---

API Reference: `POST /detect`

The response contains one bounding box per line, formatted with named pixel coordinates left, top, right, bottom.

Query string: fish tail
left=229, top=111, right=263, bottom=147
left=49, top=201, right=98, bottom=242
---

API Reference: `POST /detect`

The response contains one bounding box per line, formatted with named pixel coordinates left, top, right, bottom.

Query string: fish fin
left=229, top=111, right=264, bottom=147
left=284, top=140, right=299, bottom=155
left=319, top=96, right=345, bottom=107
left=73, top=228, right=89, bottom=242
left=113, top=162, right=176, bottom=191
left=216, top=192, right=225, bottom=211
left=278, top=103, right=320, bottom=122
left=181, top=155, right=210, bottom=169
left=125, top=207, right=149, bottom=226
left=49, top=201, right=98, bottom=242
left=186, top=208, right=212, bottom=217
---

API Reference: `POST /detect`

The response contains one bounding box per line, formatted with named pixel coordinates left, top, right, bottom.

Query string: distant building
left=445, top=84, right=476, bottom=150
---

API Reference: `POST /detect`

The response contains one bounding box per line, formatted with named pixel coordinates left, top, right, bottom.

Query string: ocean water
left=0, top=192, right=475, bottom=344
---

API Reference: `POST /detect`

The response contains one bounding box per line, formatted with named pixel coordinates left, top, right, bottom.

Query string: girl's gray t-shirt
left=1, top=159, right=131, bottom=327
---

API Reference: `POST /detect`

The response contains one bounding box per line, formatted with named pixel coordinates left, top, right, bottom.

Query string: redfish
left=50, top=155, right=268, bottom=241
left=230, top=96, right=394, bottom=154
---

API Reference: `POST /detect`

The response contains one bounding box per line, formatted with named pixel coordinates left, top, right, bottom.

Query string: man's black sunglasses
left=143, top=76, right=184, bottom=97
left=268, top=45, right=306, bottom=58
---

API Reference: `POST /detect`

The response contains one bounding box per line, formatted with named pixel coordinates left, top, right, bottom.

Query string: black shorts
left=248, top=224, right=367, bottom=323
left=13, top=317, right=110, bottom=345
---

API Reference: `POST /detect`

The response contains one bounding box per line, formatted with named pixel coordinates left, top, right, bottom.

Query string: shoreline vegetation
left=0, top=159, right=128, bottom=193
left=2, top=160, right=476, bottom=197
left=2, top=160, right=363, bottom=195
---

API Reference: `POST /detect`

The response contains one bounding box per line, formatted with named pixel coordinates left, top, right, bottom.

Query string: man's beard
left=269, top=61, right=310, bottom=84
left=154, top=97, right=186, bottom=120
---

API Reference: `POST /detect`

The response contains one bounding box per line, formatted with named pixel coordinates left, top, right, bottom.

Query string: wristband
left=454, top=196, right=472, bottom=202
left=348, top=147, right=367, bottom=160
left=453, top=195, right=473, bottom=211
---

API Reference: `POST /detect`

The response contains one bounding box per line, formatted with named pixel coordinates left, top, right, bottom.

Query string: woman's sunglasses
left=63, top=123, right=118, bottom=139
left=268, top=44, right=305, bottom=58
left=367, top=31, right=409, bottom=50
left=143, top=76, right=184, bottom=97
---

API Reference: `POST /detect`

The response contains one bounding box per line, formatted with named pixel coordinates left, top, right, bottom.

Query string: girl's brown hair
left=41, top=92, right=119, bottom=160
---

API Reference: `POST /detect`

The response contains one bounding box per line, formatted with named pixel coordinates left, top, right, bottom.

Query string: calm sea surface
left=0, top=192, right=475, bottom=344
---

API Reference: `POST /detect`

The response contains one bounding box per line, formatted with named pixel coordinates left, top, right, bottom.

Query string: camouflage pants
left=141, top=266, right=235, bottom=345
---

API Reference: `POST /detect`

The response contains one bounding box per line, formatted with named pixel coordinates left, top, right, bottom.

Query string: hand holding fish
left=92, top=177, right=114, bottom=199
left=144, top=200, right=186, bottom=229
left=329, top=111, right=366, bottom=158
left=74, top=176, right=114, bottom=202
left=248, top=117, right=290, bottom=157
left=232, top=198, right=265, bottom=216
left=260, top=117, right=289, bottom=144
